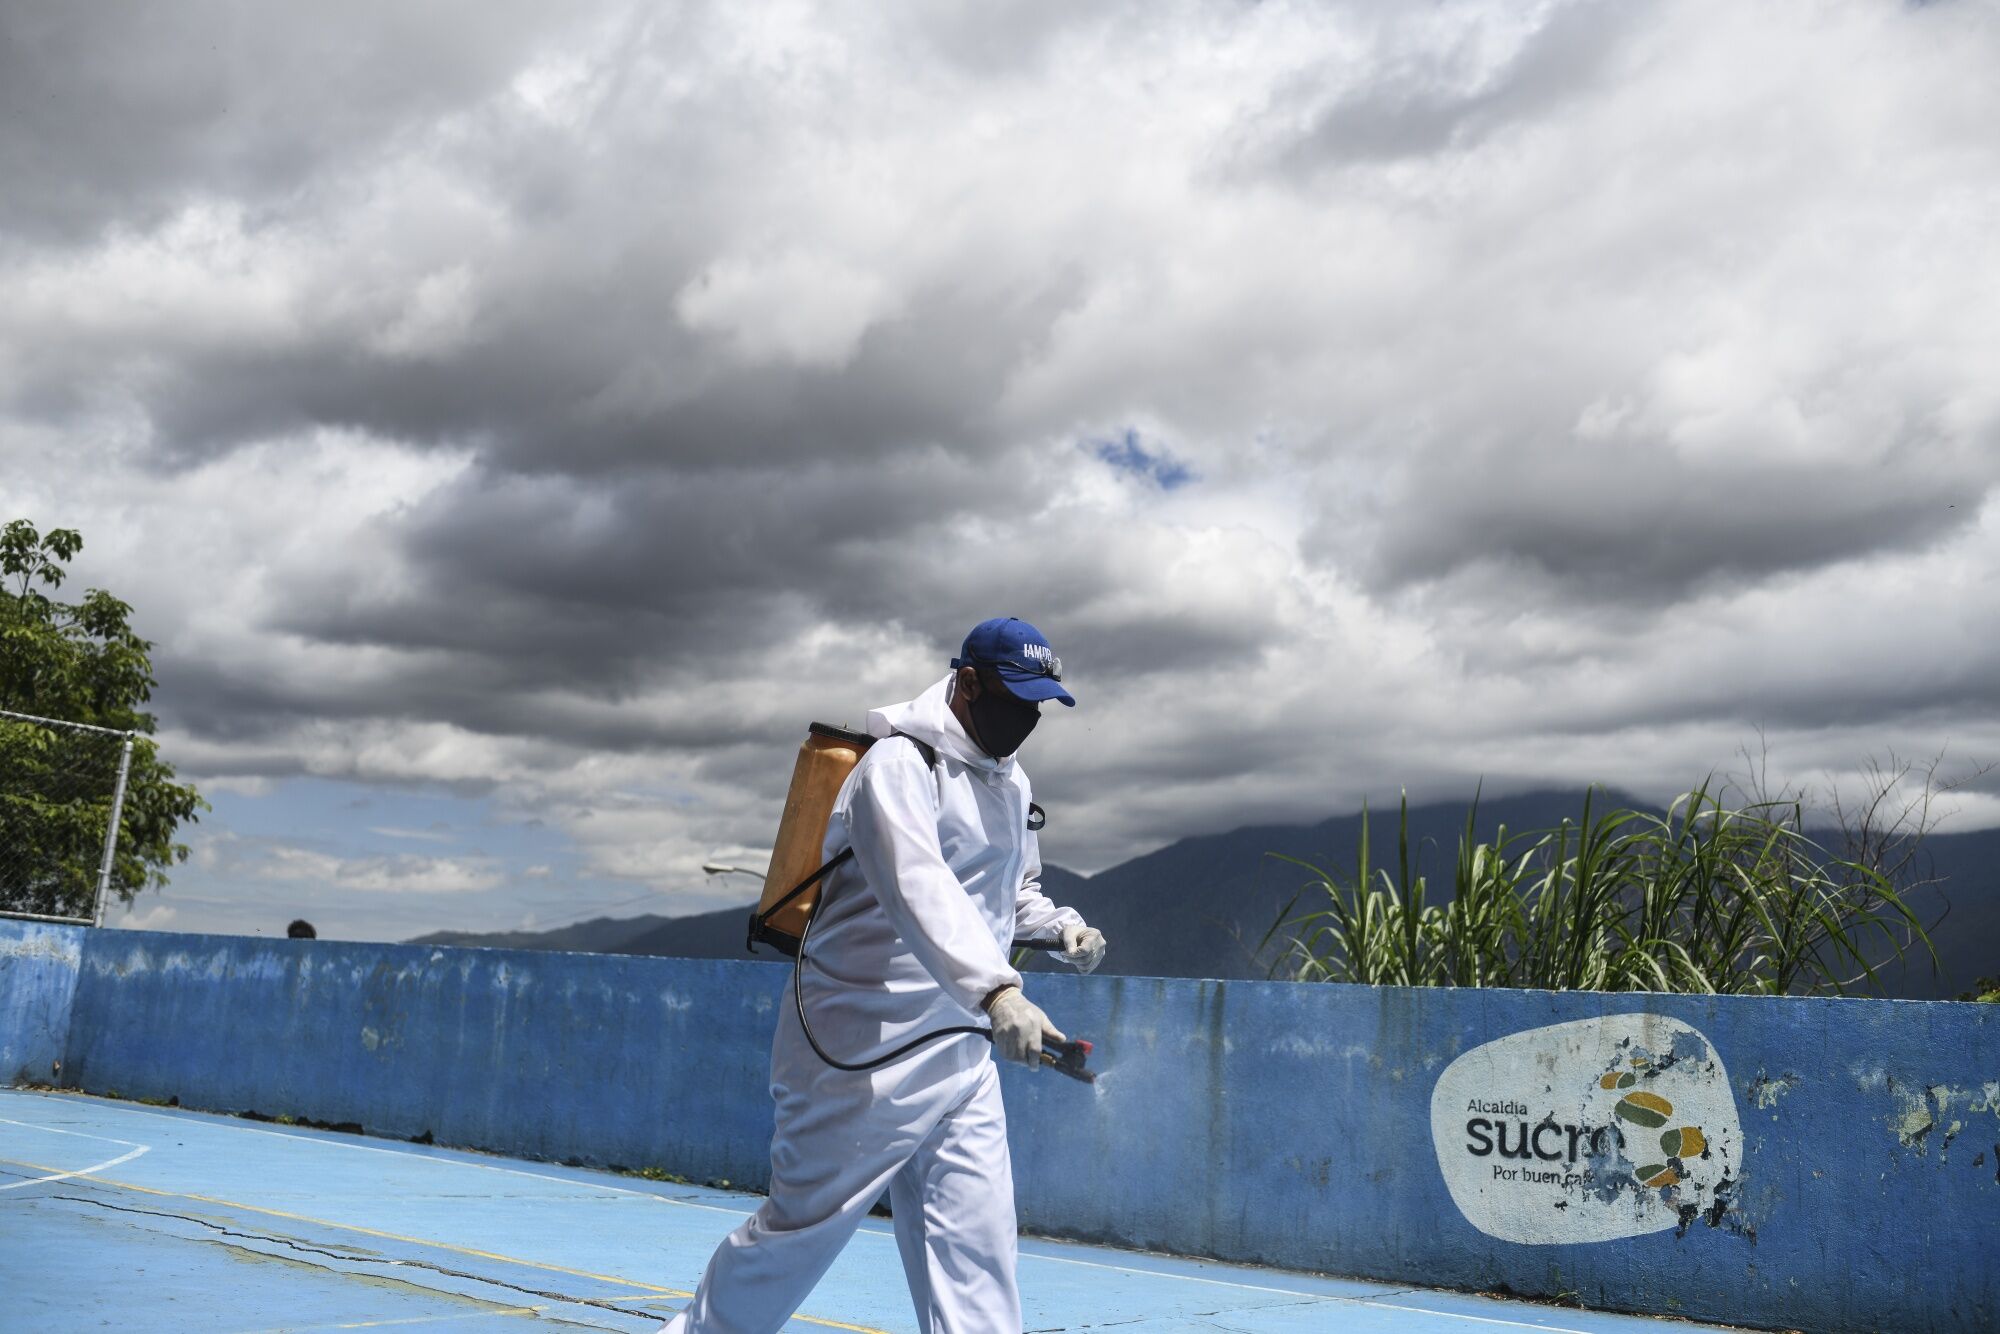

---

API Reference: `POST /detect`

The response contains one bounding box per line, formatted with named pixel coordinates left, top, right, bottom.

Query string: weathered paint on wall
left=1001, top=974, right=1999, bottom=1333
left=59, top=931, right=786, bottom=1187
left=0, top=920, right=81, bottom=1086
left=4, top=920, right=1995, bottom=1333
left=1425, top=1013, right=1747, bottom=1245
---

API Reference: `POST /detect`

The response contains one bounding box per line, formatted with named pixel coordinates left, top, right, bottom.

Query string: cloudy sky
left=5, top=0, right=1998, bottom=941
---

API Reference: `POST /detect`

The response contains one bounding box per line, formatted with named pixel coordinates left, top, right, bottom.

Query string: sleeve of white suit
left=843, top=744, right=1022, bottom=1014
left=1012, top=828, right=1084, bottom=944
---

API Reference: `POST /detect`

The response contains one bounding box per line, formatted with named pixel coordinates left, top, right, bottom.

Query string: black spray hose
left=791, top=881, right=1063, bottom=1073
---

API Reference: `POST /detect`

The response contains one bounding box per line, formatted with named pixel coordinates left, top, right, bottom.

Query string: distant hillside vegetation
left=410, top=790, right=2000, bottom=1000
left=411, top=905, right=767, bottom=962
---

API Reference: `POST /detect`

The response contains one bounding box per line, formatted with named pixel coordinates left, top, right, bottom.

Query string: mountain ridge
left=409, top=788, right=1999, bottom=999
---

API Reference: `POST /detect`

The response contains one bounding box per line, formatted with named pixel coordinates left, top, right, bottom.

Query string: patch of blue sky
left=155, top=777, right=675, bottom=940
left=206, top=776, right=567, bottom=866
left=1090, top=428, right=1195, bottom=490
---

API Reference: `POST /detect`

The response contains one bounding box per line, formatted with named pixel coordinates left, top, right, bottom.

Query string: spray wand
left=794, top=923, right=1099, bottom=1084
left=1040, top=1036, right=1095, bottom=1083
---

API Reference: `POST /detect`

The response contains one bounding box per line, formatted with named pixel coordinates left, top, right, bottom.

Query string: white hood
left=865, top=673, right=1010, bottom=774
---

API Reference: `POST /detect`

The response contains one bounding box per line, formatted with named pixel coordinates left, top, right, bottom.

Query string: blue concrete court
left=0, top=1088, right=1739, bottom=1334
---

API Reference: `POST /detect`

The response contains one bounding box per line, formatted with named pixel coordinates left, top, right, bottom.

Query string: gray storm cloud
left=6, top=0, right=1999, bottom=930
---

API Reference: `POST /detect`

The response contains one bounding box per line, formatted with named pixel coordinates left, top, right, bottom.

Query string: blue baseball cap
left=951, top=617, right=1076, bottom=706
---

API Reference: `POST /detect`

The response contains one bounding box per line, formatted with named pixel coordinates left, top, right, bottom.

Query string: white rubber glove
left=1059, top=923, right=1106, bottom=974
left=983, top=985, right=1065, bottom=1069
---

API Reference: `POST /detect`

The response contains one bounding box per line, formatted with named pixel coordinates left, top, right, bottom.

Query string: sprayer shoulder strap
left=891, top=731, right=938, bottom=772
left=763, top=733, right=937, bottom=917
left=888, top=732, right=1047, bottom=835
left=889, top=732, right=1046, bottom=832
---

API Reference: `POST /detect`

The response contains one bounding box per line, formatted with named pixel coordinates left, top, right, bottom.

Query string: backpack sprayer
left=746, top=722, right=1096, bottom=1084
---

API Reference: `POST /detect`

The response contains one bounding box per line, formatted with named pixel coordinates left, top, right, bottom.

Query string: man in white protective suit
left=660, top=617, right=1108, bottom=1334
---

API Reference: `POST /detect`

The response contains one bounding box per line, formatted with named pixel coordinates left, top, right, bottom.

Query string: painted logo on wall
left=1427, top=1013, right=1744, bottom=1245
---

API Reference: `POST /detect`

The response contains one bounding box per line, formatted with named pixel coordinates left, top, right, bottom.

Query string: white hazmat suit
left=661, top=674, right=1086, bottom=1333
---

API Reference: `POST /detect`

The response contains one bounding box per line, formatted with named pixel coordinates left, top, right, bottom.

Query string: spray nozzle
left=1041, top=1036, right=1095, bottom=1084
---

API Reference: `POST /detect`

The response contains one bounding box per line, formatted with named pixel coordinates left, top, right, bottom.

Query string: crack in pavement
left=51, top=1193, right=659, bottom=1327
left=1025, top=1292, right=1352, bottom=1332
left=1028, top=1322, right=1253, bottom=1334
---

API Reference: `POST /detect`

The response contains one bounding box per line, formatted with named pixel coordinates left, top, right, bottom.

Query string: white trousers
left=661, top=1042, right=1021, bottom=1334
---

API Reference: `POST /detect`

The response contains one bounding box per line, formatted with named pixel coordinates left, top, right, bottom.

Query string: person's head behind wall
left=948, top=617, right=1074, bottom=759
left=286, top=919, right=317, bottom=939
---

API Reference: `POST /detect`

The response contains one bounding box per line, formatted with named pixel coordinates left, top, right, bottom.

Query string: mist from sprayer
left=1073, top=1047, right=1134, bottom=1103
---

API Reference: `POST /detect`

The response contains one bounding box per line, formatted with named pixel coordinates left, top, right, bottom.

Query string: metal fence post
left=92, top=733, right=136, bottom=929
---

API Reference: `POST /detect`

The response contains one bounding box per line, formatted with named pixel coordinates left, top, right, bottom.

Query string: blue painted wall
left=4, top=920, right=1995, bottom=1333
left=59, top=931, right=785, bottom=1187
left=0, top=920, right=82, bottom=1086
left=1001, top=974, right=1999, bottom=1333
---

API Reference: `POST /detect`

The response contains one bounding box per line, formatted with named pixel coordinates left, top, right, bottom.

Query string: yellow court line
left=229, top=1304, right=552, bottom=1332
left=0, top=1157, right=887, bottom=1334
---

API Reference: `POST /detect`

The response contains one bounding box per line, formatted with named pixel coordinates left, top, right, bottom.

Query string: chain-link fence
left=0, top=707, right=135, bottom=926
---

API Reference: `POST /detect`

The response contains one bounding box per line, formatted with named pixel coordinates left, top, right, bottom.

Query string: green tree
left=1, top=519, right=204, bottom=920
left=1958, top=976, right=2000, bottom=1004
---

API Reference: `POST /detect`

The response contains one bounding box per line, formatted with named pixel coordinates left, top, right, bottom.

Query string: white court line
left=0, top=1090, right=1599, bottom=1329
left=0, top=1090, right=750, bottom=1217
left=0, top=1113, right=148, bottom=1149
left=1364, top=1305, right=1602, bottom=1334
left=0, top=1143, right=151, bottom=1191
left=0, top=1112, right=152, bottom=1190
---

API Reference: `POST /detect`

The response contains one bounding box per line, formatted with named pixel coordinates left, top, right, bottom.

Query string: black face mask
left=966, top=680, right=1040, bottom=758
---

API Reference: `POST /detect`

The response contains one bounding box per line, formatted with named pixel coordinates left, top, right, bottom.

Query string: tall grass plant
left=1262, top=783, right=1932, bottom=995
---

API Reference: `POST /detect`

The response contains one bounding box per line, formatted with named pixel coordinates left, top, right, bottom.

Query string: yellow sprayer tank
left=748, top=722, right=874, bottom=956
